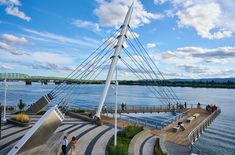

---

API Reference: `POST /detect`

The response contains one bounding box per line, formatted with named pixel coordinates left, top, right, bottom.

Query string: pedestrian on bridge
left=61, top=136, right=68, bottom=155
left=121, top=102, right=125, bottom=110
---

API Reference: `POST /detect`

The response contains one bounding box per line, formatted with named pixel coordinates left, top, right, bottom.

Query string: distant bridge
left=0, top=72, right=91, bottom=85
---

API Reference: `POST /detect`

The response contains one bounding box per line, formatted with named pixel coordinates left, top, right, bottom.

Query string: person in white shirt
left=61, top=136, right=68, bottom=155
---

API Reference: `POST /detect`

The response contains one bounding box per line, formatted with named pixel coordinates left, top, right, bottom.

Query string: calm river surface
left=0, top=82, right=235, bottom=155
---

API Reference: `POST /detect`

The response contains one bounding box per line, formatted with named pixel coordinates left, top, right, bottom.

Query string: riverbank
left=2, top=80, right=235, bottom=89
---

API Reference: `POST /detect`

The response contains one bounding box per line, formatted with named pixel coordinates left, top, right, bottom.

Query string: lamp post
left=114, top=66, right=118, bottom=146
left=0, top=102, right=2, bottom=139
left=3, top=78, right=7, bottom=122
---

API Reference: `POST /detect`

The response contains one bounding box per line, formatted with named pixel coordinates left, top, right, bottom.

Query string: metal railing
left=188, top=107, right=221, bottom=154
left=105, top=104, right=170, bottom=112
left=160, top=109, right=190, bottom=129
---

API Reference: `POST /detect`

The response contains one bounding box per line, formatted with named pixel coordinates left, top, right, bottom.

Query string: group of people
left=61, top=136, right=77, bottom=155
left=206, top=104, right=218, bottom=113
left=170, top=102, right=187, bottom=110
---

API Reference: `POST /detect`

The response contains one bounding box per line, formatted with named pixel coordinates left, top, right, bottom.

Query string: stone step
left=75, top=125, right=109, bottom=155
left=92, top=128, right=115, bottom=155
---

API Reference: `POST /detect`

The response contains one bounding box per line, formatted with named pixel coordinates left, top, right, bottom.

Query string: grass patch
left=154, top=138, right=165, bottom=155
left=108, top=125, right=143, bottom=155
left=70, top=109, right=85, bottom=113
left=37, top=111, right=46, bottom=115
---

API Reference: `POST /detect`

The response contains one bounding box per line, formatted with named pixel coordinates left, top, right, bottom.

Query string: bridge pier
left=25, top=80, right=32, bottom=85
left=41, top=80, right=48, bottom=85
left=54, top=80, right=62, bottom=85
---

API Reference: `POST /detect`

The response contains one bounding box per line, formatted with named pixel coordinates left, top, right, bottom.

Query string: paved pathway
left=92, top=128, right=115, bottom=155
left=1, top=114, right=157, bottom=155
left=141, top=136, right=157, bottom=155
left=165, top=141, right=190, bottom=155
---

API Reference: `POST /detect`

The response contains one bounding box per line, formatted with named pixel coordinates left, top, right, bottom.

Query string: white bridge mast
left=95, top=3, right=134, bottom=118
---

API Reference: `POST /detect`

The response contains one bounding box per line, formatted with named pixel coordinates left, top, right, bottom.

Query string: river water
left=0, top=82, right=234, bottom=155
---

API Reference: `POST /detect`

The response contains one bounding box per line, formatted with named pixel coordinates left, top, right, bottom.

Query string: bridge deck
left=101, top=107, right=212, bottom=146
left=163, top=108, right=210, bottom=146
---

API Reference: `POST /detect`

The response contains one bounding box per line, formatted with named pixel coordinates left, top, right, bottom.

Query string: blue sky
left=0, top=0, right=235, bottom=79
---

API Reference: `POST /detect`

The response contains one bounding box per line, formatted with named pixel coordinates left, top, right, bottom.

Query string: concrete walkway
left=141, top=136, right=157, bottom=155
left=92, top=128, right=114, bottom=155
left=165, top=141, right=191, bottom=155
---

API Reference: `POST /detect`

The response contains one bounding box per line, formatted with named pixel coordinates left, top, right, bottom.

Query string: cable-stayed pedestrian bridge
left=5, top=3, right=220, bottom=155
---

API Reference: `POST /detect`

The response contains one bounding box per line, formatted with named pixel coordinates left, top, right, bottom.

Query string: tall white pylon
left=95, top=2, right=134, bottom=118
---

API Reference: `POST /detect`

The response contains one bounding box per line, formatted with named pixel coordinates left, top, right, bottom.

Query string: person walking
left=70, top=136, right=77, bottom=155
left=61, top=136, right=68, bottom=155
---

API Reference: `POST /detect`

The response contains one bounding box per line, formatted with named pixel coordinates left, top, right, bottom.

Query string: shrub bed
left=108, top=125, right=143, bottom=155
left=7, top=113, right=30, bottom=127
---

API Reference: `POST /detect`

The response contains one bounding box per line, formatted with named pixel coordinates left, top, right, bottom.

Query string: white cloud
left=23, top=28, right=98, bottom=47
left=0, top=63, right=13, bottom=69
left=176, top=2, right=232, bottom=39
left=154, top=0, right=169, bottom=5
left=30, top=63, right=75, bottom=72
left=0, top=0, right=21, bottom=5
left=158, top=46, right=235, bottom=78
left=5, top=6, right=31, bottom=21
left=162, top=46, right=235, bottom=62
left=0, top=48, right=74, bottom=65
left=94, top=0, right=163, bottom=28
left=1, top=0, right=30, bottom=22
left=30, top=52, right=73, bottom=64
left=1, top=0, right=31, bottom=22
left=160, top=0, right=235, bottom=39
left=0, top=41, right=14, bottom=51
left=147, top=43, right=156, bottom=49
left=3, top=34, right=28, bottom=44
left=72, top=19, right=101, bottom=32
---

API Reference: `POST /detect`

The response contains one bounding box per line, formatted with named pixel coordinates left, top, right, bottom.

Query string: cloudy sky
left=0, top=0, right=235, bottom=79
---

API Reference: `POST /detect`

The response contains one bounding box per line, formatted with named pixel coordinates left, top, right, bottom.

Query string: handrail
left=160, top=109, right=190, bottom=129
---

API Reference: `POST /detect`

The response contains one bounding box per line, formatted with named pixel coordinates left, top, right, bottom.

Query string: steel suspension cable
left=120, top=58, right=167, bottom=105
left=52, top=39, right=117, bottom=97
left=123, top=48, right=174, bottom=105
left=49, top=28, right=121, bottom=96
left=129, top=28, right=181, bottom=104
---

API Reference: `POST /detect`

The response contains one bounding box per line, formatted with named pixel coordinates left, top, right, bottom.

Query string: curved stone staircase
left=1, top=115, right=158, bottom=155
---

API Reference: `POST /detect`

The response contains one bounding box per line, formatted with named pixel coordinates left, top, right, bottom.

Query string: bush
left=108, top=125, right=143, bottom=155
left=119, top=125, right=143, bottom=138
left=12, top=113, right=29, bottom=123
left=18, top=99, right=26, bottom=111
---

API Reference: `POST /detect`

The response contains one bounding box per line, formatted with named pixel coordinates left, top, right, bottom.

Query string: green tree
left=18, top=99, right=25, bottom=112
